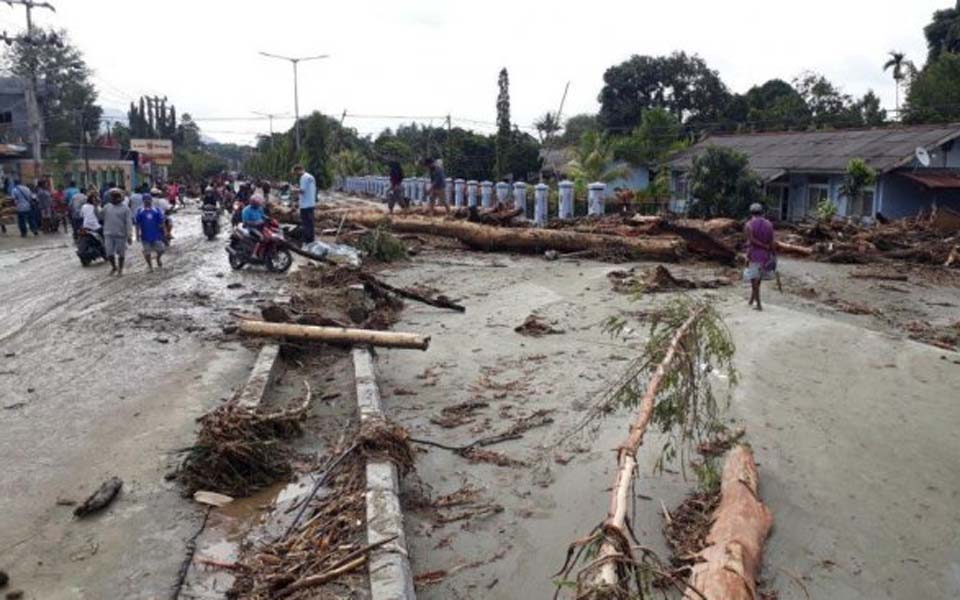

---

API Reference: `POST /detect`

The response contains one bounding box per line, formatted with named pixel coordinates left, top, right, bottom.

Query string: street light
left=258, top=51, right=329, bottom=152
left=252, top=111, right=290, bottom=149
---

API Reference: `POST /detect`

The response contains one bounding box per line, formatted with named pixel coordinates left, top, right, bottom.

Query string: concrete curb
left=353, top=347, right=417, bottom=600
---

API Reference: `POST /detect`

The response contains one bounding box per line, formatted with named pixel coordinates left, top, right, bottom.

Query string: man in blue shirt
left=135, top=195, right=166, bottom=271
left=292, top=164, right=317, bottom=244
left=11, top=181, right=37, bottom=237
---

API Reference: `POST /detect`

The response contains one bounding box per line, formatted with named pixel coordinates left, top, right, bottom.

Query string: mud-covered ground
left=0, top=205, right=285, bottom=599
left=374, top=246, right=960, bottom=599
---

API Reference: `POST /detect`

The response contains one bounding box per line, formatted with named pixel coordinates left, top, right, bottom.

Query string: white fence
left=338, top=175, right=606, bottom=227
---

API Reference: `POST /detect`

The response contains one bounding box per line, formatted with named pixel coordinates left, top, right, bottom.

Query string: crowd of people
left=1, top=163, right=320, bottom=276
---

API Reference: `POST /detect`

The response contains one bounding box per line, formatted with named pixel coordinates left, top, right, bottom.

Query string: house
left=539, top=146, right=650, bottom=197
left=666, top=123, right=960, bottom=220
left=0, top=144, right=143, bottom=190
left=0, top=77, right=53, bottom=144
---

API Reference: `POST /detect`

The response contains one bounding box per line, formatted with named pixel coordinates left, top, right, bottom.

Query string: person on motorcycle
left=241, top=194, right=268, bottom=255
left=202, top=186, right=219, bottom=208
left=80, top=194, right=102, bottom=233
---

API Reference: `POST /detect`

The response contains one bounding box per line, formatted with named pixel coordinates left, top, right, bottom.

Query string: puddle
left=182, top=476, right=325, bottom=598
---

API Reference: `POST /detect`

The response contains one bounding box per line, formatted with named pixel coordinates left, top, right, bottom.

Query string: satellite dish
left=915, top=146, right=931, bottom=167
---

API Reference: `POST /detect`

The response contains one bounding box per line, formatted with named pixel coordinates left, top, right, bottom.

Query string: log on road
left=686, top=444, right=773, bottom=600
left=239, top=320, right=430, bottom=350
left=340, top=212, right=686, bottom=260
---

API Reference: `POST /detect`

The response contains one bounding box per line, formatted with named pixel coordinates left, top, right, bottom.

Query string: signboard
left=131, top=138, right=173, bottom=165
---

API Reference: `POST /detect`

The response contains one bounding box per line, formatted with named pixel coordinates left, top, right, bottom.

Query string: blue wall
left=605, top=163, right=650, bottom=197
left=879, top=173, right=960, bottom=218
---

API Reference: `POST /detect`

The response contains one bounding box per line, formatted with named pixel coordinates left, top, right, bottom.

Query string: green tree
left=175, top=113, right=201, bottom=150
left=534, top=111, right=561, bottom=143
left=49, top=144, right=73, bottom=187
left=856, top=90, right=887, bottom=126
left=1, top=27, right=102, bottom=145
left=742, top=79, right=811, bottom=130
left=613, top=108, right=685, bottom=166
left=793, top=71, right=862, bottom=128
left=839, top=158, right=876, bottom=218
left=495, top=67, right=511, bottom=179
left=924, top=1, right=960, bottom=63
left=689, top=146, right=762, bottom=218
left=598, top=52, right=730, bottom=131
left=567, top=130, right=629, bottom=185
left=883, top=51, right=915, bottom=117
left=331, top=149, right=369, bottom=177
left=904, top=52, right=960, bottom=123
left=558, top=114, right=599, bottom=145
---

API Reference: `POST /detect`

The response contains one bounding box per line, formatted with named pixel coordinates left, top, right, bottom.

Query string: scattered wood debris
left=74, top=477, right=122, bottom=518
left=514, top=314, right=565, bottom=337
left=430, top=401, right=490, bottom=428
left=608, top=265, right=733, bottom=293
left=175, top=386, right=311, bottom=497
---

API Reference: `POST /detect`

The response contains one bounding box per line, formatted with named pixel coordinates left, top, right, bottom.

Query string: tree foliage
left=598, top=52, right=730, bottom=131
left=613, top=107, right=685, bottom=166
left=534, top=111, right=561, bottom=143
left=558, top=113, right=599, bottom=145
left=1, top=27, right=102, bottom=144
left=924, top=1, right=960, bottom=63
left=566, top=130, right=629, bottom=185
left=495, top=67, right=511, bottom=179
left=904, top=52, right=960, bottom=123
left=689, top=146, right=762, bottom=218
left=128, top=95, right=177, bottom=139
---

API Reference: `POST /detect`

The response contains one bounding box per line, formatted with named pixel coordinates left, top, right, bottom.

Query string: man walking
left=292, top=164, right=316, bottom=244
left=744, top=203, right=775, bottom=311
left=102, top=189, right=132, bottom=276
left=135, top=195, right=165, bottom=271
left=423, top=158, right=450, bottom=213
left=387, top=160, right=407, bottom=213
left=11, top=180, right=35, bottom=237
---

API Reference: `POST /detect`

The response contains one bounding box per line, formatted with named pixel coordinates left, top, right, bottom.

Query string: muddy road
left=0, top=206, right=282, bottom=599
left=374, top=250, right=960, bottom=599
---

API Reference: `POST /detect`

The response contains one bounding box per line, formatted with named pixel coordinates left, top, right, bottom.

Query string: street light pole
left=258, top=51, right=329, bottom=152
left=252, top=111, right=290, bottom=150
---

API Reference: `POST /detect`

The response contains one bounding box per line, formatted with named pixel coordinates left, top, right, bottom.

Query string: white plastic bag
left=303, top=241, right=362, bottom=267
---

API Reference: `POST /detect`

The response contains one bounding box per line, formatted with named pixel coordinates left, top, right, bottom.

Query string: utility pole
left=259, top=51, right=329, bottom=152
left=252, top=111, right=287, bottom=149
left=7, top=1, right=57, bottom=172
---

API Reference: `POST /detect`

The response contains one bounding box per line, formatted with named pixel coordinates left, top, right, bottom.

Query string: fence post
left=558, top=180, right=574, bottom=219
left=588, top=182, right=606, bottom=216
left=513, top=182, right=528, bottom=217
left=467, top=180, right=478, bottom=207
left=454, top=178, right=465, bottom=207
left=534, top=183, right=548, bottom=226
left=480, top=181, right=493, bottom=209
left=495, top=181, right=510, bottom=207
left=445, top=177, right=453, bottom=206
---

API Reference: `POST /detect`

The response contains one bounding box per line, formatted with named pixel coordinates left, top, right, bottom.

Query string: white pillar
left=402, top=178, right=411, bottom=200
left=417, top=178, right=426, bottom=203
left=480, top=181, right=493, bottom=209
left=467, top=180, right=478, bottom=207
left=534, top=183, right=548, bottom=226
left=495, top=182, right=510, bottom=207
left=588, top=182, right=606, bottom=216
left=558, top=180, right=574, bottom=219
left=454, top=178, right=465, bottom=207
left=513, top=182, right=528, bottom=217
left=445, top=177, right=453, bottom=206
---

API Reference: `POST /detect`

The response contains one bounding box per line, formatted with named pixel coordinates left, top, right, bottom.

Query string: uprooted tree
left=555, top=298, right=739, bottom=598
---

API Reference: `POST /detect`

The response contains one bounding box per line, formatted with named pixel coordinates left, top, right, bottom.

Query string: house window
left=806, top=184, right=830, bottom=217
left=674, top=175, right=688, bottom=199
left=0, top=111, right=12, bottom=125
left=767, top=183, right=789, bottom=221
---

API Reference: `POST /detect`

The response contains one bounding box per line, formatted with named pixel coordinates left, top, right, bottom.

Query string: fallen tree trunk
left=583, top=308, right=704, bottom=594
left=239, top=320, right=430, bottom=350
left=774, top=240, right=814, bottom=257
left=685, top=445, right=773, bottom=600
left=339, top=212, right=686, bottom=261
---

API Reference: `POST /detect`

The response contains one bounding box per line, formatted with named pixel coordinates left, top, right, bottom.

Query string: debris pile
left=230, top=418, right=414, bottom=599
left=514, top=314, right=565, bottom=337
left=175, top=392, right=311, bottom=497
left=608, top=265, right=734, bottom=293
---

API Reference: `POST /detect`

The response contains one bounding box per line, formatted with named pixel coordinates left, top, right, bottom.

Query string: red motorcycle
left=226, top=219, right=293, bottom=272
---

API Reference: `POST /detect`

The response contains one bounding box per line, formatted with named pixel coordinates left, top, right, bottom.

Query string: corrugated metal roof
left=898, top=170, right=960, bottom=189
left=667, top=123, right=960, bottom=175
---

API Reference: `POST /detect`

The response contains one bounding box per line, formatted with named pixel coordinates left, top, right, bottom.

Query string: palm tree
left=566, top=131, right=630, bottom=184
left=883, top=51, right=915, bottom=120
left=534, top=111, right=561, bottom=144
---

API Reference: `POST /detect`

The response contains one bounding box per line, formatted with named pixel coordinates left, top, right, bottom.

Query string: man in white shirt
left=80, top=196, right=101, bottom=232
left=292, top=164, right=317, bottom=244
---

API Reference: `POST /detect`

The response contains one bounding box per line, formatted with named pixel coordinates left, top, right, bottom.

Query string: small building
left=0, top=144, right=143, bottom=191
left=0, top=77, right=54, bottom=144
left=666, top=123, right=960, bottom=220
left=539, top=146, right=650, bottom=197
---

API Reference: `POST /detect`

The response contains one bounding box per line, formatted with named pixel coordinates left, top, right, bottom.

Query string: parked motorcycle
left=226, top=219, right=293, bottom=272
left=76, top=228, right=106, bottom=266
left=201, top=204, right=220, bottom=240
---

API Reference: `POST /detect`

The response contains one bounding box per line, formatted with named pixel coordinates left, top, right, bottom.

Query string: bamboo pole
left=583, top=308, right=704, bottom=595
left=238, top=320, right=430, bottom=350
left=685, top=445, right=772, bottom=600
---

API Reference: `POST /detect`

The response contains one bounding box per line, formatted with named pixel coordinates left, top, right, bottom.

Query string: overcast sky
left=12, top=0, right=946, bottom=145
